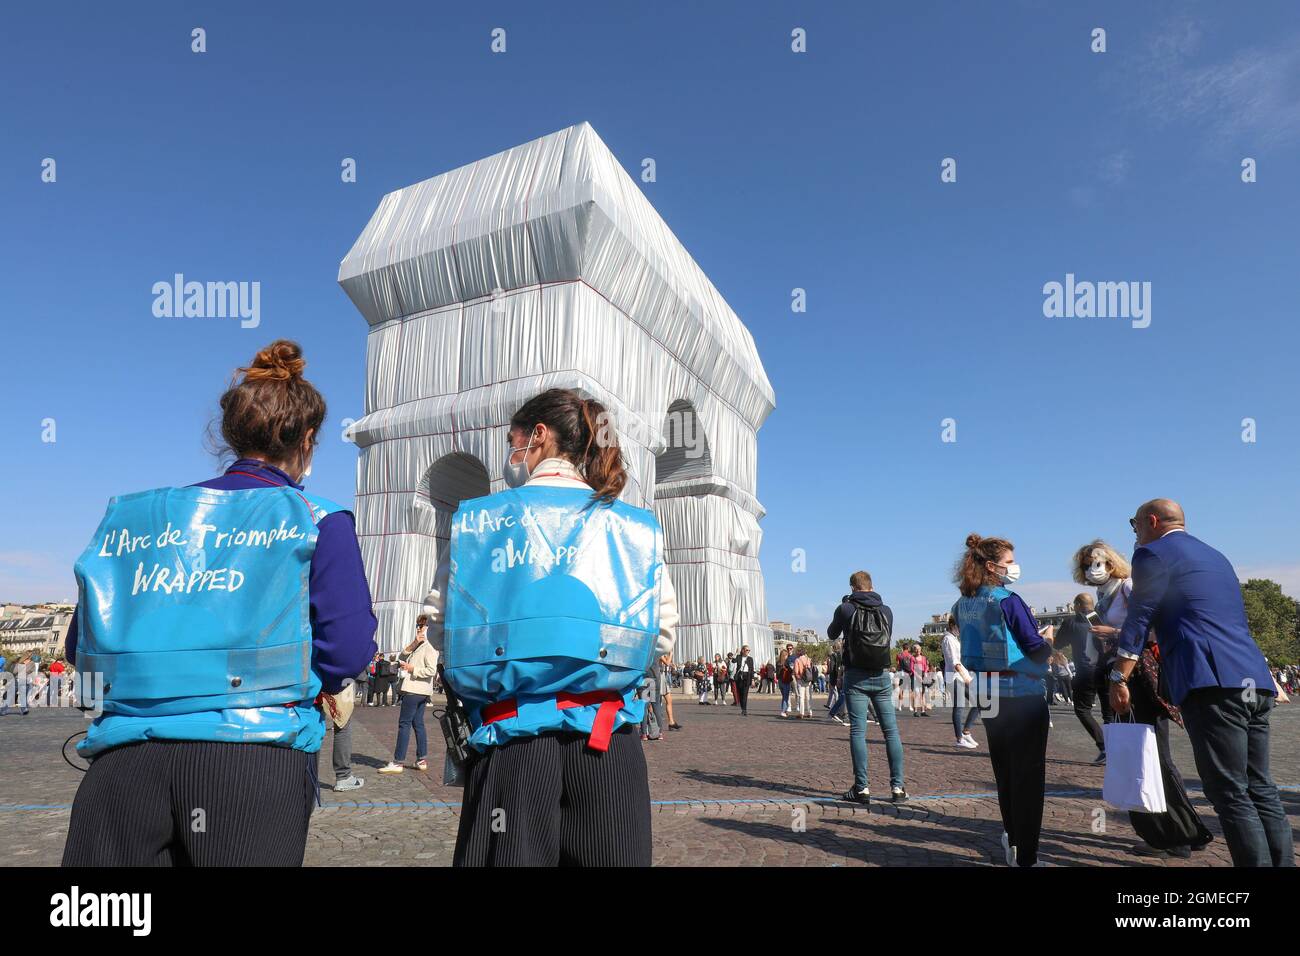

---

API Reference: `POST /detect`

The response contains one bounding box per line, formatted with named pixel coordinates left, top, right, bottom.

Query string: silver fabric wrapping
left=338, top=123, right=774, bottom=663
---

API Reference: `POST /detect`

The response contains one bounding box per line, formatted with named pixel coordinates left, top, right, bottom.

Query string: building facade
left=0, top=609, right=72, bottom=660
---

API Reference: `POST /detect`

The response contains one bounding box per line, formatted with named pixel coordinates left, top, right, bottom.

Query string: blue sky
left=3, top=1, right=1299, bottom=641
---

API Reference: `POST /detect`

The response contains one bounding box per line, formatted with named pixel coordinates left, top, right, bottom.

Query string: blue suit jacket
left=1117, top=530, right=1273, bottom=706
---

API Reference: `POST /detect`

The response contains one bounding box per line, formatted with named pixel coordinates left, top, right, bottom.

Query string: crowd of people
left=0, top=653, right=75, bottom=714
left=33, top=338, right=1298, bottom=868
left=813, top=506, right=1293, bottom=868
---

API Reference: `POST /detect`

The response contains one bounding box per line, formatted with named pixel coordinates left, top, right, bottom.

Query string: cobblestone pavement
left=3, top=692, right=1297, bottom=866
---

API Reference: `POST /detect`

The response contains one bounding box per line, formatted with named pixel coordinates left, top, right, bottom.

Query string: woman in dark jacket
left=61, top=340, right=377, bottom=866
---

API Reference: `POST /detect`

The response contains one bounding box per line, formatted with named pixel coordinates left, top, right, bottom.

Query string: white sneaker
left=956, top=736, right=978, bottom=749
left=378, top=762, right=404, bottom=774
left=831, top=715, right=847, bottom=725
left=1001, top=831, right=1017, bottom=866
left=961, top=733, right=979, bottom=748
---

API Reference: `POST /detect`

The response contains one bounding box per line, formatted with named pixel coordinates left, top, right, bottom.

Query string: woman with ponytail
left=422, top=387, right=678, bottom=866
left=949, top=533, right=1055, bottom=866
left=62, top=340, right=378, bottom=866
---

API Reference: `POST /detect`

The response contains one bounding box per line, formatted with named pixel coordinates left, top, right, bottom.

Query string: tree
left=1241, top=579, right=1299, bottom=667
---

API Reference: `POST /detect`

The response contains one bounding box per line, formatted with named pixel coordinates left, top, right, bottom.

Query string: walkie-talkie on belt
left=434, top=663, right=471, bottom=786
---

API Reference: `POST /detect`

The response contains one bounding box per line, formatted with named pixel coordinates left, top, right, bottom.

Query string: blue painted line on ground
left=5, top=784, right=1296, bottom=814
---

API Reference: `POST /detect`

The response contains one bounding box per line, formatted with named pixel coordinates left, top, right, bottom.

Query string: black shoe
left=1128, top=843, right=1168, bottom=858
left=891, top=788, right=909, bottom=803
left=1167, top=846, right=1192, bottom=859
left=842, top=787, right=870, bottom=804
left=1093, top=751, right=1107, bottom=764
left=668, top=723, right=682, bottom=730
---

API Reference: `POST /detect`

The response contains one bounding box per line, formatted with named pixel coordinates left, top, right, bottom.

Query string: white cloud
left=1126, top=18, right=1300, bottom=147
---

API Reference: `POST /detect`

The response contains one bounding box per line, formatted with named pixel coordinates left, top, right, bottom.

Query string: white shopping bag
left=1102, top=719, right=1167, bottom=813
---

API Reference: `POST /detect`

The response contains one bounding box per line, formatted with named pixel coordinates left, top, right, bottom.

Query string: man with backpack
left=827, top=571, right=907, bottom=804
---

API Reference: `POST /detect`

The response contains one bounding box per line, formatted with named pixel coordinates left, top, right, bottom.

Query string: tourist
left=777, top=645, right=794, bottom=717
left=1057, top=590, right=1110, bottom=764
left=662, top=653, right=682, bottom=730
left=379, top=615, right=438, bottom=774
left=912, top=646, right=931, bottom=716
left=733, top=645, right=754, bottom=716
left=942, top=617, right=979, bottom=748
left=792, top=647, right=814, bottom=718
left=826, top=571, right=906, bottom=803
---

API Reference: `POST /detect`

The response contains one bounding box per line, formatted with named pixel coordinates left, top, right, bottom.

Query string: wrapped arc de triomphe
left=336, top=122, right=776, bottom=668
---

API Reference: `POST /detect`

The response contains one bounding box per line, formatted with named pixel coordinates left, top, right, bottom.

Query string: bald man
left=1105, top=498, right=1292, bottom=867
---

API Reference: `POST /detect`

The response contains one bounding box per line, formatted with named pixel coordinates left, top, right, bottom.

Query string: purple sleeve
left=1000, top=594, right=1050, bottom=659
left=310, top=511, right=379, bottom=694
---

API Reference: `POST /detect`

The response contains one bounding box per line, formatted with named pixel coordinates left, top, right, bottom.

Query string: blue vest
left=443, top=486, right=663, bottom=750
left=954, top=585, right=1046, bottom=698
left=72, top=485, right=344, bottom=757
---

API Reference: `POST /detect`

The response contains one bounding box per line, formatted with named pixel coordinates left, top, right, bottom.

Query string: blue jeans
left=949, top=677, right=981, bottom=739
left=779, top=681, right=791, bottom=712
left=1179, top=687, right=1294, bottom=867
left=845, top=668, right=904, bottom=791
left=393, top=692, right=429, bottom=762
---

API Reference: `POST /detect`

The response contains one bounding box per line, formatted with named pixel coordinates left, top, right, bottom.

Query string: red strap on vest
left=480, top=690, right=625, bottom=752
left=555, top=690, right=624, bottom=752
left=482, top=698, right=519, bottom=724
left=227, top=470, right=318, bottom=524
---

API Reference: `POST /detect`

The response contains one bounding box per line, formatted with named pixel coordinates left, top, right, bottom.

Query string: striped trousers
left=454, top=726, right=652, bottom=867
left=62, top=740, right=317, bottom=866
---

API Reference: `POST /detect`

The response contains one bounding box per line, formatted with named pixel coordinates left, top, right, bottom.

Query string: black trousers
left=734, top=674, right=751, bottom=713
left=1127, top=676, right=1214, bottom=850
left=1072, top=663, right=1113, bottom=751
left=982, top=693, right=1050, bottom=866
left=62, top=740, right=316, bottom=866
left=454, top=726, right=652, bottom=867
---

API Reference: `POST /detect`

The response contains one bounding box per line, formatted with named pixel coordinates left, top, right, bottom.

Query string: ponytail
left=577, top=397, right=627, bottom=504
left=510, top=388, right=628, bottom=505
left=954, top=533, right=1014, bottom=597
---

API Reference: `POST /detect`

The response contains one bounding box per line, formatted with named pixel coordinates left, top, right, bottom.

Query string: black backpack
left=845, top=600, right=892, bottom=671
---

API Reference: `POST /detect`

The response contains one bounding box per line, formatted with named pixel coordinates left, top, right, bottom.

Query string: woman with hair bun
left=949, top=533, right=1054, bottom=866
left=422, top=387, right=678, bottom=866
left=62, top=340, right=378, bottom=866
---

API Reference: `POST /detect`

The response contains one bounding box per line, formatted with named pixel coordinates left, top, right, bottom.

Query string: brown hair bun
left=241, top=340, right=306, bottom=383
left=212, top=339, right=326, bottom=466
left=965, top=533, right=982, bottom=550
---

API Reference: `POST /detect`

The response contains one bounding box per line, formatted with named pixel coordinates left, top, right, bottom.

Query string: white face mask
left=1085, top=565, right=1109, bottom=585
left=999, top=564, right=1022, bottom=585
left=502, top=436, right=534, bottom=488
